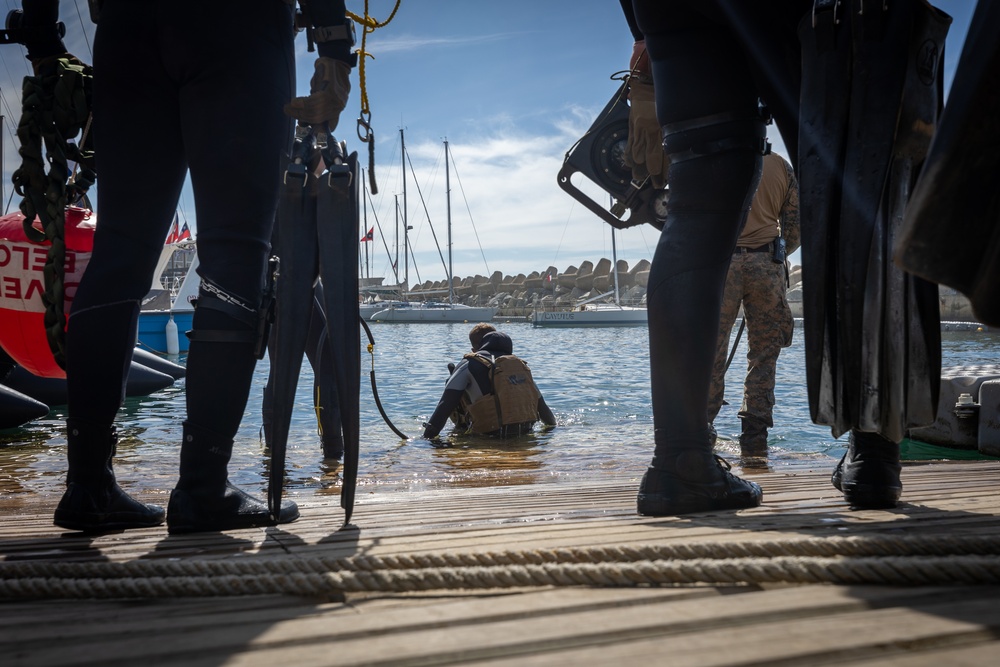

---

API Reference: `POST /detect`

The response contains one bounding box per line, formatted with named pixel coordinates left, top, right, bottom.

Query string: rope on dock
left=2, top=556, right=1000, bottom=599
left=2, top=534, right=1000, bottom=599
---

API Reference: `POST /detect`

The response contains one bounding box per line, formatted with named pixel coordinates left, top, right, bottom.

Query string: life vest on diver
left=464, top=352, right=542, bottom=435
left=0, top=207, right=95, bottom=378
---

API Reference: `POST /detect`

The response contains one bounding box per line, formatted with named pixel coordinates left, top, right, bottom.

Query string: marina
left=0, top=5, right=996, bottom=663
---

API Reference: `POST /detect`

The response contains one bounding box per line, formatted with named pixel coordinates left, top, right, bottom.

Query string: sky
left=0, top=0, right=979, bottom=286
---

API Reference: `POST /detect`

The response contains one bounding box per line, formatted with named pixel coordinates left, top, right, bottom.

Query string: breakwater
left=364, top=260, right=982, bottom=322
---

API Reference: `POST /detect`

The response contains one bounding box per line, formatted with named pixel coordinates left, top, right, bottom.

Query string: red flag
left=360, top=227, right=374, bottom=242
left=177, top=221, right=192, bottom=242
left=164, top=215, right=179, bottom=245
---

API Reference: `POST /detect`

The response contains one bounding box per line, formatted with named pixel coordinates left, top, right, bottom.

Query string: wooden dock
left=2, top=460, right=1000, bottom=666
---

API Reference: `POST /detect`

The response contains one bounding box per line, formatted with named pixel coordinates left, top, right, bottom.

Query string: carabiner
left=357, top=111, right=373, bottom=143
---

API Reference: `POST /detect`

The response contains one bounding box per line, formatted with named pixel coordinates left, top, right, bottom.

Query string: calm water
left=1, top=323, right=998, bottom=506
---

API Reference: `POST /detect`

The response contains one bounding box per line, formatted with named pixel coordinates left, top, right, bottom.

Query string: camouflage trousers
left=707, top=250, right=794, bottom=427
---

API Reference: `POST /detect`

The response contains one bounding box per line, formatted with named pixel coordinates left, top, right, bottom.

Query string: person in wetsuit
left=17, top=0, right=355, bottom=533
left=423, top=326, right=556, bottom=440
left=621, top=0, right=947, bottom=514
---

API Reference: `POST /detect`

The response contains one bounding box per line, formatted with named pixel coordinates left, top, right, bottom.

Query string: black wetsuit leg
left=632, top=2, right=765, bottom=466
left=67, top=1, right=294, bottom=443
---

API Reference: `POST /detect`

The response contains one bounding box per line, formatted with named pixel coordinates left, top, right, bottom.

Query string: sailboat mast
left=362, top=168, right=369, bottom=280
left=445, top=139, right=453, bottom=305
left=393, top=194, right=400, bottom=284
left=400, top=128, right=409, bottom=291
left=612, top=229, right=621, bottom=305
left=609, top=195, right=621, bottom=306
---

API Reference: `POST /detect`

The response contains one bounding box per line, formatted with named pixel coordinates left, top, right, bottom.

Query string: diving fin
left=315, top=138, right=361, bottom=525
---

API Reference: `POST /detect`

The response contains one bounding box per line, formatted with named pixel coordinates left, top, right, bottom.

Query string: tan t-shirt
left=739, top=152, right=791, bottom=249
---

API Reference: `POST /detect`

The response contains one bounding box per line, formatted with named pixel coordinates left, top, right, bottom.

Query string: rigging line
left=404, top=144, right=448, bottom=278
left=445, top=142, right=491, bottom=277
left=0, top=94, right=21, bottom=163
left=364, top=185, right=396, bottom=274
left=371, top=133, right=401, bottom=215
left=71, top=0, right=93, bottom=58
left=550, top=200, right=575, bottom=268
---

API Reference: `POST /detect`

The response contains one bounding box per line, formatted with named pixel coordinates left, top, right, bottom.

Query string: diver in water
left=16, top=0, right=355, bottom=533
left=423, top=325, right=556, bottom=440
left=621, top=0, right=948, bottom=515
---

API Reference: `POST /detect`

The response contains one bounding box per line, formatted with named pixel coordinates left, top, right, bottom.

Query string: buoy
left=0, top=208, right=95, bottom=378
left=165, top=315, right=180, bottom=355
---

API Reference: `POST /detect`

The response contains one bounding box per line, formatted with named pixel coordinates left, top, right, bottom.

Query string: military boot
left=831, top=431, right=902, bottom=509
left=54, top=420, right=165, bottom=533
left=167, top=421, right=299, bottom=534
left=738, top=416, right=769, bottom=467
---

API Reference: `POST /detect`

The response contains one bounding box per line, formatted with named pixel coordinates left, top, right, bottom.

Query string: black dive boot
left=738, top=416, right=769, bottom=467
left=54, top=421, right=165, bottom=532
left=831, top=431, right=902, bottom=509
left=167, top=421, right=299, bottom=534
left=637, top=448, right=763, bottom=516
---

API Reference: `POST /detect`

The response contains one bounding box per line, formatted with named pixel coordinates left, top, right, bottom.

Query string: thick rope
left=2, top=535, right=999, bottom=599
left=2, top=557, right=999, bottom=599
left=347, top=0, right=401, bottom=122
left=348, top=0, right=401, bottom=195
left=11, top=56, right=95, bottom=371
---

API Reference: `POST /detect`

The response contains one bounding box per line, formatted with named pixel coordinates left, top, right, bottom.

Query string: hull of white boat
left=369, top=304, right=497, bottom=323
left=532, top=306, right=647, bottom=328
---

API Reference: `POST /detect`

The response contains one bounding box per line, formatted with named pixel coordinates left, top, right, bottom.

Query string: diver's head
left=469, top=322, right=496, bottom=351
left=478, top=331, right=513, bottom=356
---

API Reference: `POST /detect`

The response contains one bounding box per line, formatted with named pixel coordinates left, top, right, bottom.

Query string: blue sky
left=0, top=0, right=978, bottom=284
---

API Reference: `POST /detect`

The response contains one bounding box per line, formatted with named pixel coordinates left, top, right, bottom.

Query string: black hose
left=359, top=316, right=409, bottom=440
left=724, top=317, right=746, bottom=373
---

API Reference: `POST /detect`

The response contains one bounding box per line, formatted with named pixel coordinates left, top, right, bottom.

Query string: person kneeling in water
left=423, top=325, right=556, bottom=439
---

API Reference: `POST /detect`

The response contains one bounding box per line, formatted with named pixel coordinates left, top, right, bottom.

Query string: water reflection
left=429, top=432, right=546, bottom=487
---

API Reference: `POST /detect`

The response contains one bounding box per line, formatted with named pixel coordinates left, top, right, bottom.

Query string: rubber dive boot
left=738, top=416, right=769, bottom=468
left=167, top=421, right=299, bottom=534
left=831, top=430, right=902, bottom=509
left=637, top=449, right=763, bottom=516
left=54, top=421, right=165, bottom=533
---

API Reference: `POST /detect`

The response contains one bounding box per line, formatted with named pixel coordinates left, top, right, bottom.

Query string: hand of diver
left=284, top=57, right=352, bottom=131
left=624, top=79, right=666, bottom=190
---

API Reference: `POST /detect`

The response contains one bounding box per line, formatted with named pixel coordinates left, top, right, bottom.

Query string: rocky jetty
left=368, top=259, right=982, bottom=323
left=373, top=257, right=652, bottom=318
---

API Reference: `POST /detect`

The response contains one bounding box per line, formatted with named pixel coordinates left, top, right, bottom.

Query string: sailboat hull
left=532, top=305, right=647, bottom=327
left=369, top=303, right=496, bottom=323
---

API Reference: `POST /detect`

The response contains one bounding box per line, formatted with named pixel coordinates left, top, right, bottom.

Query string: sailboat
left=369, top=138, right=496, bottom=323
left=532, top=225, right=647, bottom=328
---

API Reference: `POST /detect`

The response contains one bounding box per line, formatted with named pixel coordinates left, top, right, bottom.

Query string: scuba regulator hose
left=359, top=316, right=408, bottom=440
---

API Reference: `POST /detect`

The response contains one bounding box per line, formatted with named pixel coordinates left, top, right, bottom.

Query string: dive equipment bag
left=466, top=353, right=542, bottom=435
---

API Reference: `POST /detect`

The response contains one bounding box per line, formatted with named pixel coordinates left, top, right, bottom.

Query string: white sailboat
left=369, top=138, right=496, bottom=323
left=532, top=226, right=647, bottom=328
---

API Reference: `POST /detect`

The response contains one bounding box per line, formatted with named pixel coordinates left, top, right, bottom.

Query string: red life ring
left=0, top=207, right=95, bottom=378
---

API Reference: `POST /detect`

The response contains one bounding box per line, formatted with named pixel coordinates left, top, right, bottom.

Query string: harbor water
left=1, top=323, right=997, bottom=509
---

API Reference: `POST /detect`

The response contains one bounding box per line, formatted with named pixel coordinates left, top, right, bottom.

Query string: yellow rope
left=347, top=0, right=402, bottom=122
